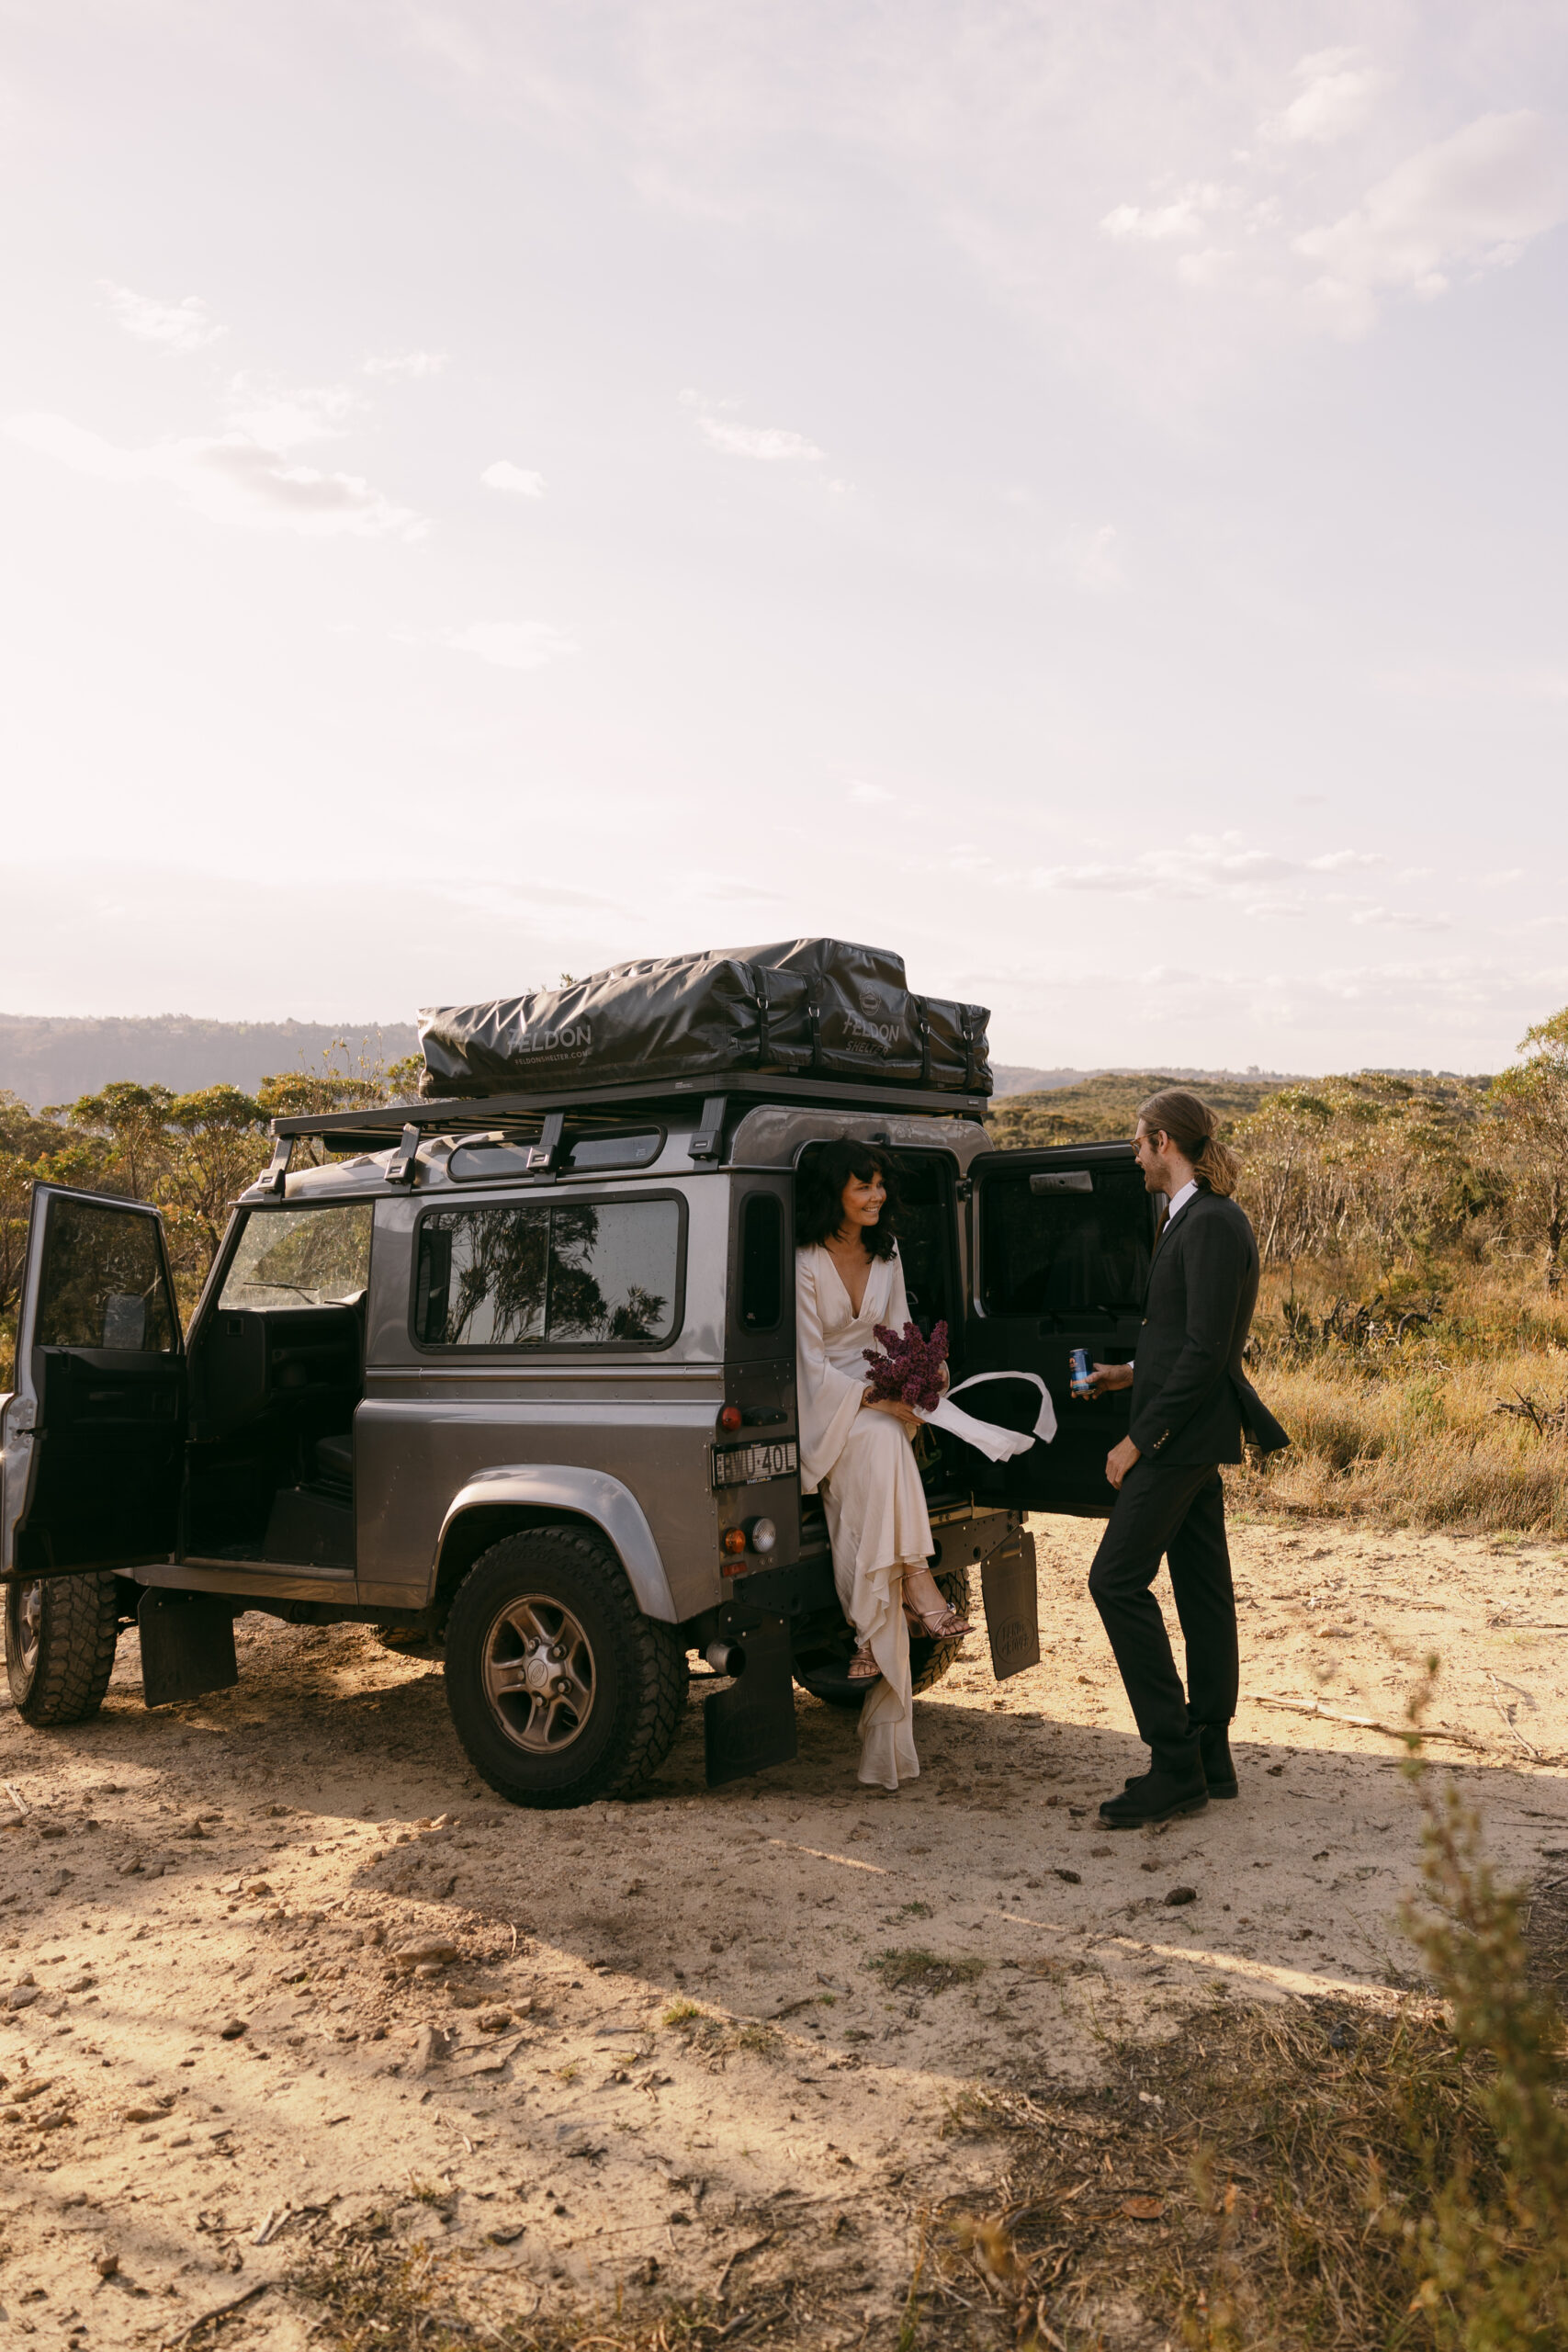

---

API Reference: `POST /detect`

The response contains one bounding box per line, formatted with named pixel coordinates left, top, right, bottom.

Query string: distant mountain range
left=0, top=1015, right=420, bottom=1106
left=990, top=1063, right=1308, bottom=1098
left=0, top=1016, right=1314, bottom=1109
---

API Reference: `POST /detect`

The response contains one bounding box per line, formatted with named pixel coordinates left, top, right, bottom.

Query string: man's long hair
left=795, top=1139, right=902, bottom=1260
left=1136, top=1087, right=1240, bottom=1197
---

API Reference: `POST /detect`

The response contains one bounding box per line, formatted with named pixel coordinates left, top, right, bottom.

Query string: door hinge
left=955, top=1175, right=973, bottom=1203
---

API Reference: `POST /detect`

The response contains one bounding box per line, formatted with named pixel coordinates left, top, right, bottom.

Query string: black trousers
left=1087, top=1458, right=1238, bottom=1764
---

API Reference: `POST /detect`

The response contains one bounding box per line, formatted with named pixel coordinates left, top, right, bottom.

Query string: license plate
left=713, top=1439, right=797, bottom=1487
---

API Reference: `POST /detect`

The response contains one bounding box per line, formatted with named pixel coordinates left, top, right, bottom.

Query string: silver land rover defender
left=1, top=1070, right=1154, bottom=1807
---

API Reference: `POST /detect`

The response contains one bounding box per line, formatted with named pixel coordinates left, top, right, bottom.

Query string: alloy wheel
left=481, top=1594, right=595, bottom=1755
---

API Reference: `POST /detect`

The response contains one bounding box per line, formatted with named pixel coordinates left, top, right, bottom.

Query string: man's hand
left=1085, top=1362, right=1134, bottom=1396
left=1105, top=1436, right=1141, bottom=1489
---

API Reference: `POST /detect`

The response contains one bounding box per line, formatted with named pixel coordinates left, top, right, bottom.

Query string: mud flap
left=981, top=1524, right=1040, bottom=1681
left=703, top=1609, right=798, bottom=1788
left=138, top=1589, right=239, bottom=1708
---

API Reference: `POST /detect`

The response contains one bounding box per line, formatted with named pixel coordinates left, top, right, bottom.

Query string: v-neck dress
left=795, top=1241, right=933, bottom=1790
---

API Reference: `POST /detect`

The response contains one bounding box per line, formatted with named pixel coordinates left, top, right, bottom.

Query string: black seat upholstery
left=314, top=1432, right=354, bottom=1490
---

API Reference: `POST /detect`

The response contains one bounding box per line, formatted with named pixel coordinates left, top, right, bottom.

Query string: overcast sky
left=3, top=2, right=1566, bottom=1074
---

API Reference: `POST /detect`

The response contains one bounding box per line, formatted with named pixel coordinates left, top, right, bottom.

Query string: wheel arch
left=432, top=1468, right=678, bottom=1627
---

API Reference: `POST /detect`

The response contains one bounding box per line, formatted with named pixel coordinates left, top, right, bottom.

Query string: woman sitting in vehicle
left=795, top=1142, right=972, bottom=1790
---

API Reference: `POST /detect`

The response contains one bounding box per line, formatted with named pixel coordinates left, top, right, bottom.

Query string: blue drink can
left=1069, top=1347, right=1093, bottom=1397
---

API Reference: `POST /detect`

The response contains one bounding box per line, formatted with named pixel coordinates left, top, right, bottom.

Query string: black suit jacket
left=1129, top=1191, right=1290, bottom=1466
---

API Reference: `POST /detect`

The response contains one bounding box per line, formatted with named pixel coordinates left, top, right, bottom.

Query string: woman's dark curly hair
left=795, top=1140, right=901, bottom=1261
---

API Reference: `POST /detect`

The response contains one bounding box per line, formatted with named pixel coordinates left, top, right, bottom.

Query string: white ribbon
left=914, top=1370, right=1058, bottom=1464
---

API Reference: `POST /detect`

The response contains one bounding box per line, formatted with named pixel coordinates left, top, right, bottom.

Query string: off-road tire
left=4, top=1574, right=121, bottom=1726
left=443, top=1526, right=685, bottom=1809
left=795, top=1565, right=974, bottom=1709
left=908, top=1566, right=974, bottom=1696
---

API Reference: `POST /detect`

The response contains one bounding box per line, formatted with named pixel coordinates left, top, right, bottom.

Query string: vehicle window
left=567, top=1130, right=662, bottom=1171
left=416, top=1198, right=682, bottom=1349
left=447, top=1142, right=536, bottom=1183
left=739, top=1193, right=784, bottom=1332
left=981, top=1166, right=1151, bottom=1314
left=220, top=1204, right=375, bottom=1309
left=35, top=1197, right=177, bottom=1351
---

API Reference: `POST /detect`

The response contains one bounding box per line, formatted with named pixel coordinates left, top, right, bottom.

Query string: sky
left=3, top=1, right=1566, bottom=1075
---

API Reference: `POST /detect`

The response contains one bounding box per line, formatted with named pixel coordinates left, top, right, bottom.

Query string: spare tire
left=792, top=1566, right=973, bottom=1708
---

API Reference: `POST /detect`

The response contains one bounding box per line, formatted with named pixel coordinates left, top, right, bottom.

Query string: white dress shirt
left=1123, top=1179, right=1200, bottom=1389
left=1163, top=1177, right=1199, bottom=1227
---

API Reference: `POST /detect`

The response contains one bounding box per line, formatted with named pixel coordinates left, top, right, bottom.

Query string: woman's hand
left=863, top=1395, right=924, bottom=1431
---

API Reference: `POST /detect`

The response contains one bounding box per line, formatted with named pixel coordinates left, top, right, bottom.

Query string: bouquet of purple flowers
left=863, top=1318, right=949, bottom=1412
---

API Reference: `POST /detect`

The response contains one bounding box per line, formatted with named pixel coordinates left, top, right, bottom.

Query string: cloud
left=682, top=390, right=823, bottom=463
left=224, top=378, right=359, bottom=450
left=1296, top=111, right=1568, bottom=334
left=436, top=621, right=580, bottom=672
left=1101, top=183, right=1235, bottom=243
left=363, top=349, right=449, bottom=378
left=850, top=780, right=895, bottom=805
left=4, top=410, right=423, bottom=539
left=1027, top=834, right=1385, bottom=903
left=481, top=459, right=547, bottom=496
left=99, top=282, right=225, bottom=352
left=1258, top=49, right=1385, bottom=148
left=1348, top=905, right=1454, bottom=931
left=698, top=415, right=824, bottom=462
left=1072, top=524, right=1123, bottom=594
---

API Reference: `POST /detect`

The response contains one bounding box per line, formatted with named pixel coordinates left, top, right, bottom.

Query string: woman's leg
left=902, top=1560, right=973, bottom=1637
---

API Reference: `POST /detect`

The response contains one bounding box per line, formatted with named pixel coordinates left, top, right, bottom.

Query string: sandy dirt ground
left=3, top=1509, right=1567, bottom=2349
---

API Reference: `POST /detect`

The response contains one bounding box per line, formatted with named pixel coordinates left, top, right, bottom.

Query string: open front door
left=2, top=1187, right=186, bottom=1581
left=962, top=1144, right=1156, bottom=1517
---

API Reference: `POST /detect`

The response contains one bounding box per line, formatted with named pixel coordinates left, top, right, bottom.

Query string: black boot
left=1099, top=1754, right=1208, bottom=1828
left=1193, top=1721, right=1238, bottom=1800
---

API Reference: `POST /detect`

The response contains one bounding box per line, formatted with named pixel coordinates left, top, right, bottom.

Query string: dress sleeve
left=795, top=1249, right=867, bottom=1495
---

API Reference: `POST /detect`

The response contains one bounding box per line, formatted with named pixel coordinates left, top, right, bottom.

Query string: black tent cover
left=417, top=939, right=991, bottom=1100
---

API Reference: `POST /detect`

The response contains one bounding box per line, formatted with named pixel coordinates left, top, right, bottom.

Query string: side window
left=220, top=1205, right=374, bottom=1309
left=981, top=1167, right=1152, bottom=1315
left=35, top=1198, right=177, bottom=1352
left=739, top=1193, right=784, bottom=1333
left=415, top=1198, right=682, bottom=1350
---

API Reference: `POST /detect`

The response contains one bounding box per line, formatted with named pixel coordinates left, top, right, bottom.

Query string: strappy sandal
left=903, top=1600, right=973, bottom=1641
left=848, top=1642, right=882, bottom=1681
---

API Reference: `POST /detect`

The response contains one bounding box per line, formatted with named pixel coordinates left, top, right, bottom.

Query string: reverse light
left=749, top=1517, right=777, bottom=1555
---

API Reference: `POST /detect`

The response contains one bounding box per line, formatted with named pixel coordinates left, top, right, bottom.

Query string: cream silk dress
left=795, top=1241, right=934, bottom=1791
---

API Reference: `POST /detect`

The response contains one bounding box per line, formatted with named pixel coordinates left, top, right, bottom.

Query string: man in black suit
left=1083, top=1088, right=1289, bottom=1827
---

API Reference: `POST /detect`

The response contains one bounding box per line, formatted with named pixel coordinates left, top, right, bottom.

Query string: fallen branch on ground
left=1253, top=1695, right=1487, bottom=1748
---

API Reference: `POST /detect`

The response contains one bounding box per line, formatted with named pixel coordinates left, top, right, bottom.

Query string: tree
left=1491, top=1006, right=1568, bottom=1289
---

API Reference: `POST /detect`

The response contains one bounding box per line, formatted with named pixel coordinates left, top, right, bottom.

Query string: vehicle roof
left=238, top=1094, right=1009, bottom=1205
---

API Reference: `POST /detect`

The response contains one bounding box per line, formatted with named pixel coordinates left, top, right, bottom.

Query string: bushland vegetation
left=0, top=1041, right=418, bottom=1386
left=988, top=1012, right=1568, bottom=1536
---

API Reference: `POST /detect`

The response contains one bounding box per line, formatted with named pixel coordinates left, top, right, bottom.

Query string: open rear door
left=962, top=1144, right=1156, bottom=1517
left=2, top=1187, right=186, bottom=1581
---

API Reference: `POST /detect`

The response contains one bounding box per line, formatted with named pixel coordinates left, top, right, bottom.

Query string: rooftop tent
left=417, top=940, right=991, bottom=1101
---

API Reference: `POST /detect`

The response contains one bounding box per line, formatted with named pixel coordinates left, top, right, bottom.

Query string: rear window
left=414, top=1196, right=683, bottom=1350
left=980, top=1165, right=1151, bottom=1315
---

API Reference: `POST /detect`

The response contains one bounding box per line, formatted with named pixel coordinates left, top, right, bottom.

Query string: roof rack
left=267, top=1068, right=991, bottom=1146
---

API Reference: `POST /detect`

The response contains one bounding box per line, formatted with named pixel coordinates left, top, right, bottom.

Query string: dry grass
left=1233, top=1258, right=1568, bottom=1534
